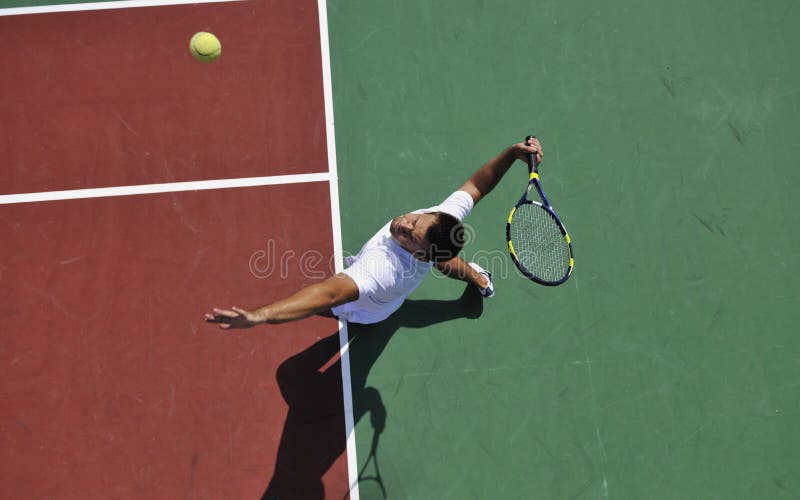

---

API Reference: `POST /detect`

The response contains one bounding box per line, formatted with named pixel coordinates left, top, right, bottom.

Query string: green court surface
left=328, top=0, right=800, bottom=498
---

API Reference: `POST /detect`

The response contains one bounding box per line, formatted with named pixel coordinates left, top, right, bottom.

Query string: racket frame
left=505, top=139, right=574, bottom=286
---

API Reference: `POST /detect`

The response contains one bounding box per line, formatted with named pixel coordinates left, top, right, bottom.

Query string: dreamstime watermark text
left=248, top=227, right=521, bottom=281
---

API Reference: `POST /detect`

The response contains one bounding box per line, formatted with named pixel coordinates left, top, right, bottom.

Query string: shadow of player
left=262, top=284, right=484, bottom=499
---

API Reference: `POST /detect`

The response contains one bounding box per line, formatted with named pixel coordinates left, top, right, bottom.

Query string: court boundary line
left=0, top=0, right=243, bottom=17
left=317, top=0, right=360, bottom=498
left=0, top=172, right=330, bottom=205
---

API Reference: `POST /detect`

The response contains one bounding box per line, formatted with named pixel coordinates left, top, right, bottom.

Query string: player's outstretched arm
left=458, top=137, right=543, bottom=205
left=205, top=273, right=359, bottom=329
left=434, top=256, right=488, bottom=288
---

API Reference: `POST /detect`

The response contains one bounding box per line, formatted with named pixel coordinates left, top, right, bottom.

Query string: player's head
left=389, top=211, right=465, bottom=262
left=424, top=212, right=465, bottom=262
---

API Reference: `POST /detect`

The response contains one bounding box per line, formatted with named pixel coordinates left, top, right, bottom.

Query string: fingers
left=204, top=306, right=259, bottom=330
left=205, top=316, right=232, bottom=329
left=213, top=307, right=239, bottom=318
left=205, top=307, right=239, bottom=328
left=523, top=135, right=544, bottom=163
left=524, top=135, right=543, bottom=155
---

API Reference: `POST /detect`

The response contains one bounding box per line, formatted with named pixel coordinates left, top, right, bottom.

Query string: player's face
left=389, top=212, right=437, bottom=259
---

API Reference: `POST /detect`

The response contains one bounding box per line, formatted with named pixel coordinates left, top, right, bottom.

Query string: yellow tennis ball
left=189, top=32, right=221, bottom=63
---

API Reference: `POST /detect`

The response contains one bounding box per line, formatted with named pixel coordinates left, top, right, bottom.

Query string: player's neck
left=389, top=235, right=429, bottom=262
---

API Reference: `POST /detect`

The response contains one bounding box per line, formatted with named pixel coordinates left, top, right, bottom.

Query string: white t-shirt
left=332, top=190, right=474, bottom=324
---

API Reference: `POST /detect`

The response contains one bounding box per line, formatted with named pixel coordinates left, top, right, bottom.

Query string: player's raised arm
left=205, top=273, right=359, bottom=329
left=458, top=137, right=543, bottom=205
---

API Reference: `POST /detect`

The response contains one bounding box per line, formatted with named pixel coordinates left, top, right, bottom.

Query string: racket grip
left=524, top=135, right=540, bottom=170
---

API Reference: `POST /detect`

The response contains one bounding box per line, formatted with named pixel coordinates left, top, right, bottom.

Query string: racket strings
left=510, top=204, right=571, bottom=282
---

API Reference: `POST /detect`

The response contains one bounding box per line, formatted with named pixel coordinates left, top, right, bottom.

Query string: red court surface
left=0, top=0, right=327, bottom=194
left=0, top=182, right=350, bottom=498
left=0, top=1, right=351, bottom=496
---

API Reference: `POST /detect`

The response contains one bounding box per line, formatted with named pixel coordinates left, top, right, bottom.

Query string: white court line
left=0, top=0, right=244, bottom=17
left=317, top=0, right=360, bottom=498
left=0, top=172, right=330, bottom=205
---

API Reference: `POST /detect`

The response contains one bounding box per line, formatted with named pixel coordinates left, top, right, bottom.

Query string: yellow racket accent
left=507, top=207, right=516, bottom=224
left=569, top=257, right=574, bottom=267
left=529, top=172, right=539, bottom=181
left=565, top=233, right=571, bottom=244
left=508, top=240, right=517, bottom=257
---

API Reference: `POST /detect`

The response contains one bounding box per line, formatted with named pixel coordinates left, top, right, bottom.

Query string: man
left=206, top=137, right=543, bottom=329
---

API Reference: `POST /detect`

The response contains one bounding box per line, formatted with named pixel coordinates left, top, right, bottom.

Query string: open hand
left=205, top=307, right=262, bottom=329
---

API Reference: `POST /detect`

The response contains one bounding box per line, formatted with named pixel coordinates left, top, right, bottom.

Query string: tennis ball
left=189, top=32, right=221, bottom=63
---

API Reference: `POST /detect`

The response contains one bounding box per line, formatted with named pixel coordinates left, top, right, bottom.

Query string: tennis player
left=206, top=137, right=543, bottom=328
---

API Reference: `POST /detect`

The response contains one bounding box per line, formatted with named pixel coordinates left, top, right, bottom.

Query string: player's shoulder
left=424, top=190, right=474, bottom=221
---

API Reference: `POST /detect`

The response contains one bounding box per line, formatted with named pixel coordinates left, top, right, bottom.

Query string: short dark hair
left=424, top=212, right=465, bottom=262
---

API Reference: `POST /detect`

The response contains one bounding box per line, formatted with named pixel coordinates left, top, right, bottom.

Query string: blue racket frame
left=505, top=136, right=574, bottom=286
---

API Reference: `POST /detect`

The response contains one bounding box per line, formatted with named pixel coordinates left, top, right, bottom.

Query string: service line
left=0, top=172, right=331, bottom=205
left=0, top=0, right=244, bottom=17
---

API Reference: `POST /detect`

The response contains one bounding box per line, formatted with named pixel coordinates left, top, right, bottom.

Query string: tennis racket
left=506, top=135, right=574, bottom=286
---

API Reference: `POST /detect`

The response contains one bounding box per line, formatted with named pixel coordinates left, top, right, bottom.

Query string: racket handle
left=524, top=135, right=540, bottom=172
